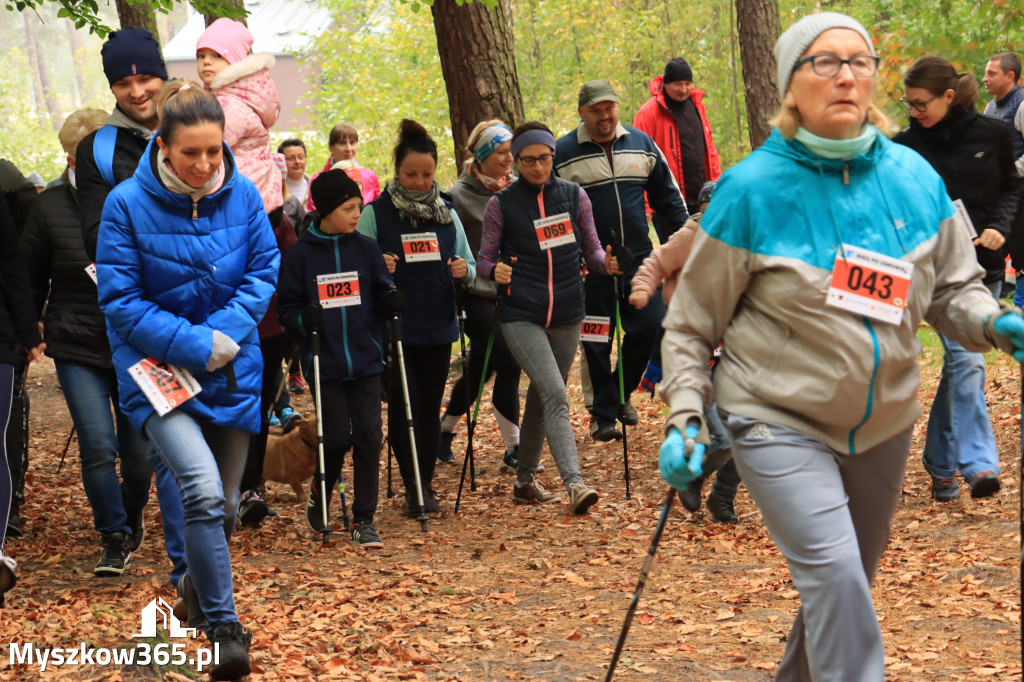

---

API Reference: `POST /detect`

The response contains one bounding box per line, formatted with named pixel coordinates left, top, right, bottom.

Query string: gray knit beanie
left=775, top=12, right=875, bottom=98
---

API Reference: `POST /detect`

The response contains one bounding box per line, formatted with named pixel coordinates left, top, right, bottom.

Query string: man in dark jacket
left=983, top=52, right=1024, bottom=306
left=73, top=28, right=188, bottom=589
left=76, top=26, right=167, bottom=261
left=555, top=80, right=688, bottom=441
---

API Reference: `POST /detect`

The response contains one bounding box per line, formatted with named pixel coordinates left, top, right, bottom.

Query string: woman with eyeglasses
left=476, top=121, right=620, bottom=514
left=657, top=14, right=1024, bottom=680
left=892, top=55, right=1018, bottom=504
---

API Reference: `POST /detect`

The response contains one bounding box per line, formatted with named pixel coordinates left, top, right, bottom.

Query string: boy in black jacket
left=278, top=170, right=394, bottom=548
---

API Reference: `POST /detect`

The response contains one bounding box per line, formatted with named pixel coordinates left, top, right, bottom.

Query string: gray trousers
left=726, top=413, right=911, bottom=682
left=502, top=320, right=584, bottom=492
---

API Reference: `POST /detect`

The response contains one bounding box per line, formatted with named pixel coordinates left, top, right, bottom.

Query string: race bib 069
left=534, top=213, right=575, bottom=251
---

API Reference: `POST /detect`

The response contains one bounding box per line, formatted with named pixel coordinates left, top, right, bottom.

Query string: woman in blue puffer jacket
left=96, top=80, right=278, bottom=682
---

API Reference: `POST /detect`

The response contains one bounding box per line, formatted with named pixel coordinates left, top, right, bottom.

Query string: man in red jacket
left=634, top=57, right=722, bottom=216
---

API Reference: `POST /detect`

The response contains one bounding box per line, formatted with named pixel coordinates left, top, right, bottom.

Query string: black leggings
left=389, top=344, right=450, bottom=493
left=239, top=333, right=292, bottom=493
left=444, top=294, right=521, bottom=425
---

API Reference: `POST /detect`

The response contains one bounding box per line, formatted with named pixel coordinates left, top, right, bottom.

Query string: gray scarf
left=386, top=180, right=452, bottom=228
left=107, top=107, right=156, bottom=141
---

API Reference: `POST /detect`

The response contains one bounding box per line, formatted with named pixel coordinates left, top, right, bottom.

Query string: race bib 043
left=129, top=358, right=201, bottom=417
left=826, top=244, right=913, bottom=326
left=317, top=272, right=361, bottom=308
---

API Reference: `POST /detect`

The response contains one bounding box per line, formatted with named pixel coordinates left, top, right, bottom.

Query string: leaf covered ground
left=1, top=330, right=1022, bottom=681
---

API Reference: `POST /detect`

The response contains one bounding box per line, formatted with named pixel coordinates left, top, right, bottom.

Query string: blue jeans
left=922, top=333, right=999, bottom=480
left=55, top=361, right=152, bottom=536
left=144, top=411, right=247, bottom=627
left=154, top=458, right=187, bottom=586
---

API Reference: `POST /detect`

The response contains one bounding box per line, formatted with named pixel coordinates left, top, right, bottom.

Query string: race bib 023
left=317, top=272, right=361, bottom=308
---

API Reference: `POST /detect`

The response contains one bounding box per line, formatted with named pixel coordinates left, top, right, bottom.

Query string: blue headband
left=511, top=129, right=555, bottom=160
left=473, top=125, right=513, bottom=163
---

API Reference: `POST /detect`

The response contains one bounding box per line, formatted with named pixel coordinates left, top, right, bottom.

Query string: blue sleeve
left=204, top=187, right=281, bottom=343
left=452, top=209, right=476, bottom=282
left=96, top=191, right=214, bottom=372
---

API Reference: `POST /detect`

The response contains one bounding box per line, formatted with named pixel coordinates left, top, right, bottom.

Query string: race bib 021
left=402, top=232, right=442, bottom=262
left=317, top=272, right=361, bottom=308
left=128, top=358, right=201, bottom=417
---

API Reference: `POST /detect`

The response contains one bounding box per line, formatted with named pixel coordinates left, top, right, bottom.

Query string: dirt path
left=0, top=344, right=1021, bottom=680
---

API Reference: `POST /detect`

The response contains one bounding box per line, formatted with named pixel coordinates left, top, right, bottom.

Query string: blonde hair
left=770, top=89, right=894, bottom=139
left=59, top=108, right=109, bottom=158
left=463, top=118, right=508, bottom=168
left=155, top=80, right=224, bottom=145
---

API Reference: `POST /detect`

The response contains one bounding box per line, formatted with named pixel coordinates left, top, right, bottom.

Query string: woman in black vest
left=476, top=121, right=620, bottom=515
left=356, top=119, right=476, bottom=514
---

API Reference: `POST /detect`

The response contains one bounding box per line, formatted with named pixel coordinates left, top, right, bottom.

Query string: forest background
left=0, top=0, right=1021, bottom=187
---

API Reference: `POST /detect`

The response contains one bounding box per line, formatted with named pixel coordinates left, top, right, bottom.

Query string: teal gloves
left=659, top=422, right=705, bottom=490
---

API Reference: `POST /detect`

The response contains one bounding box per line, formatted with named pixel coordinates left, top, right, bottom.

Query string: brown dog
left=262, top=416, right=317, bottom=501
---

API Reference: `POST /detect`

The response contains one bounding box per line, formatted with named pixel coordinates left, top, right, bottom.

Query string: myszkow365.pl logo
left=8, top=597, right=219, bottom=673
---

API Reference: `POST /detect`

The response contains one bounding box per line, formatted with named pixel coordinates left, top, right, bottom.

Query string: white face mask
left=68, top=167, right=77, bottom=190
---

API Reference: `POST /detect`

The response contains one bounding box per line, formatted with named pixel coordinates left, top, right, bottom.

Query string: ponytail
left=393, top=119, right=437, bottom=172
left=904, top=55, right=977, bottom=114
left=156, top=80, right=225, bottom=146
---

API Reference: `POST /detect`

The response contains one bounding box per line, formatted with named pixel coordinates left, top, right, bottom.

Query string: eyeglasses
left=792, top=54, right=880, bottom=78
left=899, top=94, right=939, bottom=113
left=518, top=153, right=553, bottom=167
left=284, top=154, right=306, bottom=162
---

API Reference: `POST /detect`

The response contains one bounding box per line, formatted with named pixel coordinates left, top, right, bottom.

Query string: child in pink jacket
left=196, top=18, right=282, bottom=214
left=630, top=181, right=743, bottom=525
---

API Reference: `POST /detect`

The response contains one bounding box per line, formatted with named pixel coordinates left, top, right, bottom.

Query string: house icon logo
left=133, top=597, right=197, bottom=639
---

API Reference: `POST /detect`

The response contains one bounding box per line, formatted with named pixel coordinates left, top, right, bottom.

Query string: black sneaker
left=405, top=487, right=441, bottom=515
left=678, top=477, right=704, bottom=512
left=95, top=532, right=131, bottom=576
left=306, top=480, right=331, bottom=533
left=966, top=471, right=1001, bottom=499
left=593, top=424, right=623, bottom=442
left=238, top=489, right=270, bottom=527
left=279, top=407, right=302, bottom=434
left=618, top=401, right=639, bottom=426
left=930, top=475, right=961, bottom=501
left=207, top=621, right=252, bottom=681
left=351, top=523, right=384, bottom=549
left=6, top=511, right=23, bottom=539
left=501, top=446, right=519, bottom=473
left=128, top=510, right=145, bottom=552
left=706, top=495, right=739, bottom=524
left=437, top=428, right=457, bottom=463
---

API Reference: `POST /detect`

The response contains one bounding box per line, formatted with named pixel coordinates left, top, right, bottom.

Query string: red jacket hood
left=647, top=75, right=705, bottom=109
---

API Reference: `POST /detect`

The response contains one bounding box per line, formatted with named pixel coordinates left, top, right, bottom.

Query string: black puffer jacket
left=893, top=108, right=1019, bottom=283
left=21, top=184, right=112, bottom=368
left=0, top=198, right=43, bottom=365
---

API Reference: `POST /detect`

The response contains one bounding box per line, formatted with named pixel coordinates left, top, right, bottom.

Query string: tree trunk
left=735, top=0, right=780, bottom=149
left=116, top=0, right=161, bottom=45
left=431, top=0, right=524, bottom=173
left=65, top=18, right=90, bottom=107
left=204, top=0, right=246, bottom=27
left=23, top=12, right=62, bottom=130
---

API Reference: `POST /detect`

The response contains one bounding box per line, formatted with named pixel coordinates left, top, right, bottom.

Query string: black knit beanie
left=664, top=57, right=693, bottom=84
left=311, top=169, right=362, bottom=219
left=101, top=27, right=169, bottom=86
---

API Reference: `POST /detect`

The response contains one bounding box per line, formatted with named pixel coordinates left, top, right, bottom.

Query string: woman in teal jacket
left=657, top=13, right=1024, bottom=681
left=97, top=80, right=278, bottom=682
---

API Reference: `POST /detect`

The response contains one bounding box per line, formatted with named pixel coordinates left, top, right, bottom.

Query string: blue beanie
left=101, top=27, right=168, bottom=86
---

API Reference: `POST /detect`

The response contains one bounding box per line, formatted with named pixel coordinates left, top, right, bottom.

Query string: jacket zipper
left=537, top=188, right=555, bottom=328
left=191, top=200, right=198, bottom=220
left=334, top=239, right=353, bottom=377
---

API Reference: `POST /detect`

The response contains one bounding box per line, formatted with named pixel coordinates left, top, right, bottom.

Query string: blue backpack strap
left=92, top=125, right=118, bottom=187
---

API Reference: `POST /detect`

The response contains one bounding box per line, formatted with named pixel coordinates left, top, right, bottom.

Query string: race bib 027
left=580, top=315, right=611, bottom=343
left=128, top=358, right=201, bottom=417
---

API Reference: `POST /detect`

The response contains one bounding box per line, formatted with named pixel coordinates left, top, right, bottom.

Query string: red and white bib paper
left=317, top=272, right=361, bottom=308
left=129, top=358, right=201, bottom=417
left=580, top=315, right=611, bottom=343
left=826, top=244, right=912, bottom=325
left=402, top=232, right=442, bottom=262
left=534, top=213, right=575, bottom=251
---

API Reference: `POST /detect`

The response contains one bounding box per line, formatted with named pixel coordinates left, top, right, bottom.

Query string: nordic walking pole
left=385, top=318, right=394, bottom=499
left=305, top=304, right=331, bottom=544
left=451, top=258, right=478, bottom=492
left=266, top=355, right=295, bottom=424
left=56, top=425, right=76, bottom=473
left=455, top=331, right=494, bottom=514
left=614, top=281, right=632, bottom=500
left=605, top=486, right=675, bottom=681
left=384, top=288, right=429, bottom=532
